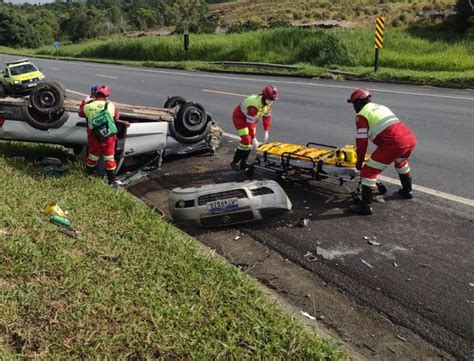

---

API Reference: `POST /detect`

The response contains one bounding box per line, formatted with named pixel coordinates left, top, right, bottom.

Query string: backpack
left=90, top=102, right=118, bottom=142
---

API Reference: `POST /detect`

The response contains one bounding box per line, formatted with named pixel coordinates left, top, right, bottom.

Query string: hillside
left=210, top=0, right=457, bottom=29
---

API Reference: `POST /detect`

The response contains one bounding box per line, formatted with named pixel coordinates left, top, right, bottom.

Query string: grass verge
left=0, top=141, right=345, bottom=359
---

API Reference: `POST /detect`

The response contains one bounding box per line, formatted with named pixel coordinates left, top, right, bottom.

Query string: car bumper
left=11, top=81, right=40, bottom=95
left=169, top=180, right=292, bottom=227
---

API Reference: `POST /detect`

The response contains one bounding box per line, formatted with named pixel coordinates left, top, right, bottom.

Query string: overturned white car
left=0, top=82, right=221, bottom=172
left=169, top=180, right=292, bottom=227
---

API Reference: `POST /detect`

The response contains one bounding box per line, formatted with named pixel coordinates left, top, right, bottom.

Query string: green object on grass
left=50, top=215, right=71, bottom=228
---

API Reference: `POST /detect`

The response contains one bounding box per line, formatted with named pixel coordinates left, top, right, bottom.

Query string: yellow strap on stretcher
left=257, top=142, right=365, bottom=168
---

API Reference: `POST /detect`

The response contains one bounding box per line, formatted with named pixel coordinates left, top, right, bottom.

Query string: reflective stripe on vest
left=240, top=95, right=271, bottom=123
left=358, top=103, right=399, bottom=141
left=83, top=100, right=116, bottom=129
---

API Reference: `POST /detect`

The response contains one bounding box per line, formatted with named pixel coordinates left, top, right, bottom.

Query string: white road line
left=67, top=89, right=88, bottom=97
left=96, top=74, right=118, bottom=79
left=222, top=132, right=474, bottom=207
left=203, top=89, right=247, bottom=97
left=13, top=56, right=474, bottom=101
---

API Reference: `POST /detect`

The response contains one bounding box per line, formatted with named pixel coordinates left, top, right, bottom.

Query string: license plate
left=207, top=198, right=239, bottom=213
left=27, top=83, right=37, bottom=88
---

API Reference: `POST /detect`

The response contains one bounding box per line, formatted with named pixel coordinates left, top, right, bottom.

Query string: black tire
left=175, top=102, right=208, bottom=137
left=169, top=120, right=211, bottom=144
left=21, top=106, right=69, bottom=131
left=163, top=96, right=186, bottom=109
left=0, top=84, right=5, bottom=98
left=29, top=81, right=65, bottom=114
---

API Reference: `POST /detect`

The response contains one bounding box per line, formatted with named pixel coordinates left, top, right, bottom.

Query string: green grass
left=0, top=142, right=345, bottom=359
left=1, top=25, right=472, bottom=88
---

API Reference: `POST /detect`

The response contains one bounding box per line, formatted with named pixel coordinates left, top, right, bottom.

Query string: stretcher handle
left=306, top=142, right=338, bottom=149
left=280, top=151, right=317, bottom=171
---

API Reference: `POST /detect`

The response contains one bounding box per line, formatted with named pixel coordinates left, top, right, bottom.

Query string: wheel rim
left=184, top=108, right=204, bottom=130
left=37, top=89, right=57, bottom=109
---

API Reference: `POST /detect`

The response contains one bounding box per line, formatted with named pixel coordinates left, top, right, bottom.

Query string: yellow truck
left=0, top=58, right=45, bottom=96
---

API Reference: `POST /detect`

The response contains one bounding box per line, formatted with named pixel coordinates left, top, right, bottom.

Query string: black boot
left=84, top=165, right=96, bottom=177
left=230, top=149, right=244, bottom=171
left=349, top=186, right=373, bottom=215
left=106, top=170, right=117, bottom=185
left=239, top=150, right=251, bottom=170
left=398, top=174, right=413, bottom=199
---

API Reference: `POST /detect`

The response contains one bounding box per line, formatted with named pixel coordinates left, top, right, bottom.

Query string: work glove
left=264, top=130, right=269, bottom=143
left=252, top=138, right=261, bottom=150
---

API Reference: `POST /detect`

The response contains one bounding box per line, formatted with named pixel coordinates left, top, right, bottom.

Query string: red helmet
left=347, top=88, right=371, bottom=103
left=95, top=84, right=110, bottom=98
left=262, top=85, right=279, bottom=101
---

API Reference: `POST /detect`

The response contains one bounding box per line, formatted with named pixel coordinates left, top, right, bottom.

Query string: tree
left=0, top=7, right=42, bottom=48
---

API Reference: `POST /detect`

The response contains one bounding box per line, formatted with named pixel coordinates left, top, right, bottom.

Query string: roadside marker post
left=374, top=17, right=384, bottom=72
left=184, top=32, right=190, bottom=61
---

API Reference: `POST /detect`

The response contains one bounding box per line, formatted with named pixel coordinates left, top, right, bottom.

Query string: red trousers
left=232, top=107, right=256, bottom=151
left=86, top=129, right=117, bottom=171
left=361, top=132, right=416, bottom=188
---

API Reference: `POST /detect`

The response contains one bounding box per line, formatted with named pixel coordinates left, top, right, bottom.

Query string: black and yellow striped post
left=374, top=16, right=385, bottom=72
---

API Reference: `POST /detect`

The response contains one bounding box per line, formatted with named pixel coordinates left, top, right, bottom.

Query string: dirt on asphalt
left=127, top=139, right=473, bottom=360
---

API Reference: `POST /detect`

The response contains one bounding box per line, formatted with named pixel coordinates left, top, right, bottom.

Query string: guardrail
left=211, top=61, right=303, bottom=70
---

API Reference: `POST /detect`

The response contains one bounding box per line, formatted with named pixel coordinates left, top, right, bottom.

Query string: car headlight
left=176, top=200, right=186, bottom=208
left=13, top=80, right=20, bottom=85
left=39, top=75, right=45, bottom=80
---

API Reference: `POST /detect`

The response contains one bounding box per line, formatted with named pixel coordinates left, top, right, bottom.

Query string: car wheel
left=169, top=120, right=211, bottom=144
left=175, top=102, right=208, bottom=137
left=29, top=81, right=65, bottom=114
left=163, top=96, right=186, bottom=109
left=0, top=84, right=5, bottom=97
left=21, top=106, right=69, bottom=131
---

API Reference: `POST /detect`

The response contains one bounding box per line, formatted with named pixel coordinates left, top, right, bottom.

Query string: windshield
left=9, top=63, right=38, bottom=76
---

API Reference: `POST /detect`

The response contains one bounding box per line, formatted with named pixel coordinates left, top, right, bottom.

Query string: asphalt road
left=1, top=54, right=472, bottom=199
left=131, top=140, right=474, bottom=360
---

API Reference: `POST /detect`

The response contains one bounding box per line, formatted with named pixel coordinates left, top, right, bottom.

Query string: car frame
left=0, top=82, right=222, bottom=172
left=169, top=180, right=292, bottom=227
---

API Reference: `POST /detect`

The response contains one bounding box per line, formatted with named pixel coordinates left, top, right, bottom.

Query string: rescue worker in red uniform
left=347, top=88, right=417, bottom=215
left=230, top=85, right=279, bottom=170
left=79, top=84, right=129, bottom=185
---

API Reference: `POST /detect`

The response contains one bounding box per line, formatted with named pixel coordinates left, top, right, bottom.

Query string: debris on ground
left=296, top=218, right=310, bottom=228
left=58, top=228, right=79, bottom=239
left=393, top=262, right=399, bottom=268
left=396, top=335, right=407, bottom=342
left=233, top=235, right=241, bottom=241
left=374, top=195, right=385, bottom=203
left=469, top=283, right=474, bottom=287
left=368, top=239, right=381, bottom=246
left=303, top=251, right=318, bottom=262
left=40, top=157, right=62, bottom=167
left=0, top=229, right=10, bottom=236
left=44, top=202, right=66, bottom=218
left=43, top=166, right=67, bottom=178
left=300, top=311, right=316, bottom=320
left=361, top=259, right=374, bottom=268
left=316, top=247, right=334, bottom=260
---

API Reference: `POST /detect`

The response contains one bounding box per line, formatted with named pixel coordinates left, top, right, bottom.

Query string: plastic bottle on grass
left=50, top=215, right=72, bottom=228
